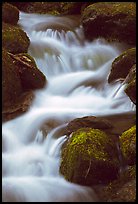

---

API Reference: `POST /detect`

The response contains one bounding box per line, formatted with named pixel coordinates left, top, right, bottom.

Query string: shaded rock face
left=60, top=128, right=119, bottom=186
left=108, top=48, right=136, bottom=83
left=125, top=64, right=136, bottom=104
left=82, top=2, right=136, bottom=45
left=9, top=2, right=86, bottom=15
left=65, top=116, right=113, bottom=136
left=2, top=49, right=22, bottom=110
left=2, top=50, right=46, bottom=122
left=12, top=53, right=46, bottom=91
left=94, top=165, right=136, bottom=202
left=2, top=22, right=30, bottom=54
left=2, top=3, right=19, bottom=25
left=119, top=125, right=136, bottom=166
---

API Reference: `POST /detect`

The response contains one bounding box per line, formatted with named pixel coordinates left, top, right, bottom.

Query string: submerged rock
left=108, top=48, right=136, bottom=83
left=82, top=2, right=136, bottom=45
left=2, top=3, right=19, bottom=25
left=2, top=22, right=30, bottom=54
left=119, top=125, right=136, bottom=166
left=60, top=128, right=119, bottom=186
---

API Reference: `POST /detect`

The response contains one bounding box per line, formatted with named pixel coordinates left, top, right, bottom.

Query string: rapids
left=2, top=12, right=135, bottom=202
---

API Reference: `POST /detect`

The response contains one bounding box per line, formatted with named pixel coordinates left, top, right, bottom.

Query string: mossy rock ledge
left=81, top=2, right=136, bottom=45
left=2, top=3, right=19, bottom=25
left=119, top=125, right=136, bottom=166
left=60, top=128, right=119, bottom=186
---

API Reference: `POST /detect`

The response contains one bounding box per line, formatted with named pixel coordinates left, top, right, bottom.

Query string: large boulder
left=82, top=2, right=136, bottom=45
left=2, top=3, right=19, bottom=25
left=2, top=22, right=30, bottom=54
left=11, top=53, right=46, bottom=91
left=2, top=50, right=46, bottom=121
left=108, top=48, right=136, bottom=83
left=60, top=128, right=119, bottom=186
left=119, top=125, right=136, bottom=166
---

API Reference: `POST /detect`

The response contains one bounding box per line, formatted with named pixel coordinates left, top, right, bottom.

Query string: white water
left=2, top=12, right=135, bottom=202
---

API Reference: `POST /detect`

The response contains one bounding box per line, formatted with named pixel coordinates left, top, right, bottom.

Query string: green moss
left=119, top=125, right=136, bottom=165
left=60, top=128, right=119, bottom=186
left=2, top=22, right=30, bottom=54
left=2, top=3, right=19, bottom=25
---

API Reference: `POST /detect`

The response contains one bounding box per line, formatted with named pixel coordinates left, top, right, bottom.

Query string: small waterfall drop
left=2, top=12, right=135, bottom=202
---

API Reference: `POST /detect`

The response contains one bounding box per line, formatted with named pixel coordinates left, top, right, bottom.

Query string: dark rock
left=2, top=22, right=30, bottom=54
left=65, top=116, right=113, bottom=136
left=82, top=2, right=136, bottom=45
left=124, top=64, right=136, bottom=104
left=94, top=165, right=136, bottom=202
left=2, top=49, right=22, bottom=110
left=12, top=53, right=46, bottom=91
left=2, top=3, right=19, bottom=25
left=108, top=48, right=136, bottom=83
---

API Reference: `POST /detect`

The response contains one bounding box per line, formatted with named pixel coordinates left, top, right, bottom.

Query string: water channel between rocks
left=2, top=12, right=136, bottom=202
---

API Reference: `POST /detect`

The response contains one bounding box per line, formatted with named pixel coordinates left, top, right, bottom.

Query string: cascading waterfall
left=2, top=12, right=135, bottom=202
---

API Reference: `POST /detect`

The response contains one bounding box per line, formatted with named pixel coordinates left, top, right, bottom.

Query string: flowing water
left=2, top=12, right=136, bottom=202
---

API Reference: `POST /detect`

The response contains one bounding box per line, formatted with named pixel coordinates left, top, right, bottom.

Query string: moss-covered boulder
left=82, top=2, right=136, bottom=45
left=12, top=53, right=46, bottom=91
left=125, top=64, right=136, bottom=104
left=2, top=22, right=30, bottom=54
left=60, top=128, right=119, bottom=186
left=2, top=49, right=22, bottom=110
left=119, top=125, right=136, bottom=166
left=108, top=48, right=136, bottom=83
left=2, top=3, right=19, bottom=25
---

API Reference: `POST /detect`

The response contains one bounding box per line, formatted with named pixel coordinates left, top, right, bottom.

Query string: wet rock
left=2, top=49, right=22, bottom=110
left=11, top=53, right=46, bottom=91
left=2, top=22, right=30, bottom=54
left=82, top=2, right=136, bottom=45
left=119, top=125, right=136, bottom=166
left=124, top=64, right=136, bottom=104
left=2, top=50, right=46, bottom=122
left=65, top=116, right=113, bottom=136
left=2, top=91, right=34, bottom=122
left=94, top=165, right=136, bottom=202
left=108, top=48, right=136, bottom=83
left=2, top=3, right=19, bottom=25
left=60, top=128, right=119, bottom=186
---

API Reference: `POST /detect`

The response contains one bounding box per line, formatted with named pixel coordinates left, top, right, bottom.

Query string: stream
left=2, top=12, right=136, bottom=202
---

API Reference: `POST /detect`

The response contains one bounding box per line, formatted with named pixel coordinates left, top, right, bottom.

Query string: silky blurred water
left=2, top=12, right=135, bottom=202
